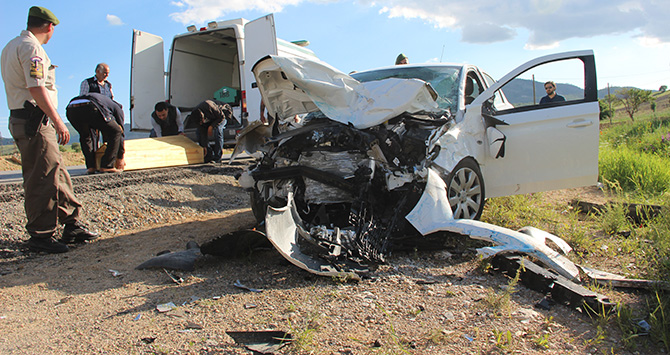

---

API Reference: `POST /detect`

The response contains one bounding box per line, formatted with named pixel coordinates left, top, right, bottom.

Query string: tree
left=616, top=88, right=654, bottom=122
left=598, top=99, right=613, bottom=122
left=660, top=85, right=667, bottom=93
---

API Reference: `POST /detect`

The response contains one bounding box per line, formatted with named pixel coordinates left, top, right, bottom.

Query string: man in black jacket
left=190, top=100, right=233, bottom=163
left=150, top=101, right=183, bottom=137
left=79, top=63, right=113, bottom=98
left=66, top=93, right=125, bottom=173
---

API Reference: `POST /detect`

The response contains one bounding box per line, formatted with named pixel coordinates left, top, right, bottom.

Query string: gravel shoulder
left=0, top=163, right=656, bottom=354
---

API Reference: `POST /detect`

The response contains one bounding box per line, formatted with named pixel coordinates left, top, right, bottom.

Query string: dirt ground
left=0, top=158, right=663, bottom=354
left=0, top=150, right=84, bottom=171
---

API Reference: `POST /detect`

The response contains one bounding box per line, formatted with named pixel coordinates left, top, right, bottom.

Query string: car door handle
left=567, top=120, right=593, bottom=128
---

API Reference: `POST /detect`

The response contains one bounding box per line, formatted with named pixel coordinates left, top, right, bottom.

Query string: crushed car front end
left=236, top=56, right=453, bottom=273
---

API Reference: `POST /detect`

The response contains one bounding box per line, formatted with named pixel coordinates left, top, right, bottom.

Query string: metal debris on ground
left=226, top=330, right=292, bottom=354
left=636, top=320, right=651, bottom=334
left=580, top=265, right=670, bottom=290
left=164, top=269, right=184, bottom=284
left=534, top=297, right=555, bottom=311
left=233, top=280, right=263, bottom=293
left=156, top=302, right=177, bottom=313
left=108, top=269, right=122, bottom=277
left=491, top=255, right=615, bottom=315
left=184, top=322, right=203, bottom=330
left=182, top=296, right=200, bottom=306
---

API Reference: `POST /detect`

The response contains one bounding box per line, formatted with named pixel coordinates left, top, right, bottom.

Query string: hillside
left=1, top=123, right=149, bottom=146
left=502, top=79, right=639, bottom=105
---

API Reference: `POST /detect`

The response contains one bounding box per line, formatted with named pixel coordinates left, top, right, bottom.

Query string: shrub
left=599, top=145, right=670, bottom=195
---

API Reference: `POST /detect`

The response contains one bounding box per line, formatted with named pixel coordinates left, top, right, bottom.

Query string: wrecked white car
left=234, top=50, right=599, bottom=277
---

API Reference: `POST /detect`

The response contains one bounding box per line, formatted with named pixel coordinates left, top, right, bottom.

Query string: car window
left=352, top=66, right=460, bottom=112
left=464, top=71, right=485, bottom=105
left=493, top=58, right=587, bottom=111
left=482, top=72, right=509, bottom=110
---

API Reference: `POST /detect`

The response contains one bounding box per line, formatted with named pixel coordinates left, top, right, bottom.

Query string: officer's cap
left=28, top=6, right=60, bottom=26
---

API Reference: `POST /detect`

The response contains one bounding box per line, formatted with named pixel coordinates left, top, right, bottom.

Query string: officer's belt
left=9, top=109, right=30, bottom=119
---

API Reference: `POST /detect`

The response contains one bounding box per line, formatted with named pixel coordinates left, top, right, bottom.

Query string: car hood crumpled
left=252, top=55, right=440, bottom=129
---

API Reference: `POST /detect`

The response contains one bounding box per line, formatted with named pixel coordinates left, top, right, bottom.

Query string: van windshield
left=352, top=66, right=461, bottom=111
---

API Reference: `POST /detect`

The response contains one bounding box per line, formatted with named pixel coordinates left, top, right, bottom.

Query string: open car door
left=471, top=50, right=599, bottom=198
left=130, top=30, right=166, bottom=131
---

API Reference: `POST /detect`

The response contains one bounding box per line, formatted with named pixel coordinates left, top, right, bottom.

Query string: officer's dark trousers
left=9, top=116, right=81, bottom=238
left=66, top=104, right=124, bottom=169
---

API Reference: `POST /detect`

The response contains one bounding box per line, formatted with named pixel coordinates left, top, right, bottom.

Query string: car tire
left=445, top=158, right=485, bottom=220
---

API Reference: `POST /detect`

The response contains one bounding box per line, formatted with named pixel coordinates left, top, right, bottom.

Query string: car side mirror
left=481, top=96, right=508, bottom=128
left=482, top=96, right=496, bottom=116
left=481, top=96, right=508, bottom=159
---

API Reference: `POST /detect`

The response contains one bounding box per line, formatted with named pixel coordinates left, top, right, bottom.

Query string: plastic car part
left=406, top=170, right=580, bottom=281
left=135, top=241, right=201, bottom=271
left=446, top=157, right=485, bottom=220
left=264, top=193, right=368, bottom=278
left=433, top=218, right=580, bottom=281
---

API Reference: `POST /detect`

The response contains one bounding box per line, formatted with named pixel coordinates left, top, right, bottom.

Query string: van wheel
left=446, top=158, right=485, bottom=220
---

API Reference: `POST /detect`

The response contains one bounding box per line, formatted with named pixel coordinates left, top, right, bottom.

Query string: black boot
left=28, top=237, right=69, bottom=253
left=61, top=222, right=100, bottom=244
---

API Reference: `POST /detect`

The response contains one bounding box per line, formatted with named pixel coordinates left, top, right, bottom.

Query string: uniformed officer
left=1, top=6, right=99, bottom=253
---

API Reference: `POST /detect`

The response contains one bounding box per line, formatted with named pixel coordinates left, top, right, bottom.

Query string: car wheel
left=445, top=158, right=485, bottom=220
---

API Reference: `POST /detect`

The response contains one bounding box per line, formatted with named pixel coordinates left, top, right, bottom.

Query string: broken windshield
left=352, top=66, right=460, bottom=112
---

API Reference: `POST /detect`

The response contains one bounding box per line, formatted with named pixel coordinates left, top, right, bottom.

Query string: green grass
left=599, top=145, right=670, bottom=196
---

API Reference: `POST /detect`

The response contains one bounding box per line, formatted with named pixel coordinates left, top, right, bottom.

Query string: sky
left=1, top=0, right=669, bottom=139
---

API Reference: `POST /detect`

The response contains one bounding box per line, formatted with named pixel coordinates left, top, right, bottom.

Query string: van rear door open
left=130, top=30, right=166, bottom=131
left=243, top=15, right=278, bottom=122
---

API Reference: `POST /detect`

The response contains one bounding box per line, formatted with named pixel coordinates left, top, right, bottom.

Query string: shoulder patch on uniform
left=30, top=56, right=44, bottom=79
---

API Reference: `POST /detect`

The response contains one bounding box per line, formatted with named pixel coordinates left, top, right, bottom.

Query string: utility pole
left=532, top=74, right=536, bottom=105
left=607, top=83, right=612, bottom=124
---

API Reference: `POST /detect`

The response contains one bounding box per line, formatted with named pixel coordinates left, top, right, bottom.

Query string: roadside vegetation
left=484, top=91, right=670, bottom=352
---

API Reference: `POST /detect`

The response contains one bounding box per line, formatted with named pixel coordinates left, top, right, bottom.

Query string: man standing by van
left=190, top=99, right=233, bottom=163
left=80, top=63, right=113, bottom=98
left=79, top=63, right=114, bottom=157
left=150, top=101, right=184, bottom=137
left=1, top=6, right=99, bottom=253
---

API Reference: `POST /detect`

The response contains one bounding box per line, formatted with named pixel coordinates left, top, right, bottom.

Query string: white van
left=130, top=14, right=317, bottom=145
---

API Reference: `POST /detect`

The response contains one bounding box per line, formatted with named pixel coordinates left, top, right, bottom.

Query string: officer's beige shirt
left=1, top=30, right=58, bottom=110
